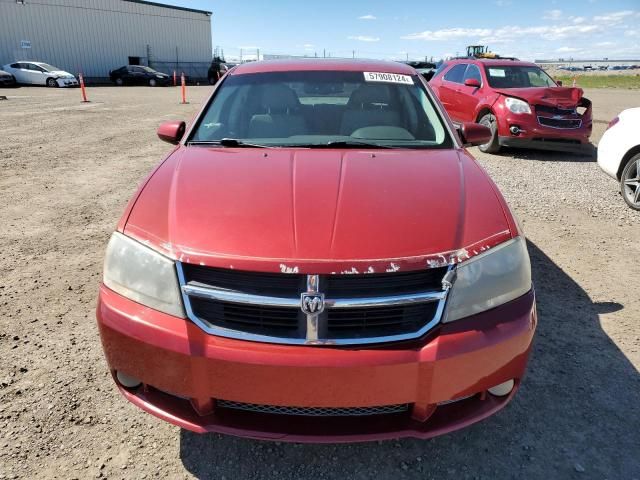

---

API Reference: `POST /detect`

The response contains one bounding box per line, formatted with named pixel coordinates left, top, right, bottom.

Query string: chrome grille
left=177, top=263, right=451, bottom=345
left=217, top=400, right=409, bottom=417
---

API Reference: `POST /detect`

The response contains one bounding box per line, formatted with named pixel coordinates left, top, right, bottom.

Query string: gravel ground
left=0, top=85, right=639, bottom=480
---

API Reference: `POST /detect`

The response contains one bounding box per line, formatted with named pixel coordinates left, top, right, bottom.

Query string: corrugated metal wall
left=0, top=0, right=212, bottom=79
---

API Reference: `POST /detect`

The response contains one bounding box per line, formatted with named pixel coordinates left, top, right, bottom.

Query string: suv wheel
left=620, top=153, right=640, bottom=211
left=478, top=113, right=500, bottom=153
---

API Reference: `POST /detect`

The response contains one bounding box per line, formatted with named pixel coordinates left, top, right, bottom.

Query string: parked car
left=96, top=59, right=537, bottom=442
left=207, top=57, right=229, bottom=84
left=0, top=69, right=16, bottom=87
left=597, top=108, right=640, bottom=210
left=109, top=65, right=170, bottom=86
left=429, top=58, right=592, bottom=153
left=1, top=62, right=78, bottom=87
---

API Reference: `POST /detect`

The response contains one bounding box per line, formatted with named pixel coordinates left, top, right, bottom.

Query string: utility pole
left=240, top=48, right=243, bottom=63
left=352, top=50, right=355, bottom=59
left=323, top=48, right=326, bottom=58
left=406, top=52, right=409, bottom=61
left=257, top=48, right=260, bottom=61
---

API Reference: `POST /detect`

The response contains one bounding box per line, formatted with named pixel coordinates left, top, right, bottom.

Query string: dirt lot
left=0, top=85, right=639, bottom=480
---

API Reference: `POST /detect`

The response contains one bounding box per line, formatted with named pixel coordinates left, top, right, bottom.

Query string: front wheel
left=46, top=77, right=59, bottom=88
left=478, top=113, right=500, bottom=154
left=620, top=153, right=640, bottom=210
left=149, top=78, right=157, bottom=87
left=115, top=77, right=124, bottom=86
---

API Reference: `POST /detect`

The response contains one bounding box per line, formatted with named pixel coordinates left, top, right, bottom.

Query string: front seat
left=248, top=85, right=307, bottom=138
left=340, top=84, right=401, bottom=135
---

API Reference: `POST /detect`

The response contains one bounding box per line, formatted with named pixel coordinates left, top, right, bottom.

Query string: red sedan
left=430, top=58, right=592, bottom=153
left=96, top=59, right=536, bottom=442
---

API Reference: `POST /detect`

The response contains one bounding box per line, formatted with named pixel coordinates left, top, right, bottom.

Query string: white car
left=1, top=61, right=78, bottom=88
left=597, top=107, right=640, bottom=210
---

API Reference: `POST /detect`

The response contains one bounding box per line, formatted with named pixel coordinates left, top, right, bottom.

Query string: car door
left=7, top=63, right=27, bottom=83
left=438, top=64, right=467, bottom=122
left=26, top=63, right=47, bottom=85
left=130, top=66, right=146, bottom=85
left=457, top=64, right=484, bottom=122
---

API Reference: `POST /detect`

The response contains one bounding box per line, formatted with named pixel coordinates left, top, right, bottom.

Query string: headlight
left=103, top=232, right=185, bottom=318
left=156, top=74, right=164, bottom=79
left=504, top=97, right=532, bottom=114
left=444, top=237, right=531, bottom=322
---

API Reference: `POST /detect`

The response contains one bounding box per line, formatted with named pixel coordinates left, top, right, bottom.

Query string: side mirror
left=459, top=122, right=492, bottom=147
left=157, top=121, right=186, bottom=144
left=464, top=78, right=481, bottom=88
left=556, top=80, right=563, bottom=86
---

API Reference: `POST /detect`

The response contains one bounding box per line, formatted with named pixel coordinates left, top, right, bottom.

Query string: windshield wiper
left=188, top=138, right=272, bottom=148
left=304, top=140, right=397, bottom=149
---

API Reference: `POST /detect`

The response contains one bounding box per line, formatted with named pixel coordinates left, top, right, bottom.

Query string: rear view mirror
left=556, top=80, right=563, bottom=86
left=157, top=121, right=186, bottom=144
left=464, top=78, right=481, bottom=88
left=459, top=122, right=492, bottom=147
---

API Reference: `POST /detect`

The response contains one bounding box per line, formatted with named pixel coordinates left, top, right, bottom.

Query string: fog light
left=509, top=125, right=521, bottom=135
left=116, top=370, right=142, bottom=389
left=488, top=379, right=515, bottom=397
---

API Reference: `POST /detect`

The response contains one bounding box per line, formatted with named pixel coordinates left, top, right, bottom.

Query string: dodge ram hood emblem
left=301, top=293, right=325, bottom=314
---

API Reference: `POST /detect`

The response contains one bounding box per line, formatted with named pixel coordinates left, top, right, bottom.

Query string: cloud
left=347, top=35, right=380, bottom=42
left=595, top=41, right=615, bottom=46
left=401, top=28, right=492, bottom=41
left=556, top=46, right=581, bottom=53
left=593, top=10, right=635, bottom=25
left=303, top=43, right=314, bottom=48
left=570, top=16, right=586, bottom=24
left=403, top=24, right=599, bottom=42
left=543, top=9, right=563, bottom=20
left=358, top=14, right=376, bottom=20
left=495, top=0, right=512, bottom=5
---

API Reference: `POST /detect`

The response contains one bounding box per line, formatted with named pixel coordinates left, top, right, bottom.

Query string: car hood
left=123, top=147, right=513, bottom=273
left=494, top=86, right=584, bottom=109
left=48, top=70, right=74, bottom=78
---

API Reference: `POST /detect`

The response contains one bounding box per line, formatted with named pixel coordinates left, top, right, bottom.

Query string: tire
left=46, top=77, right=59, bottom=88
left=478, top=113, right=500, bottom=154
left=115, top=77, right=124, bottom=86
left=208, top=76, right=216, bottom=85
left=620, top=153, right=640, bottom=211
left=149, top=78, right=157, bottom=87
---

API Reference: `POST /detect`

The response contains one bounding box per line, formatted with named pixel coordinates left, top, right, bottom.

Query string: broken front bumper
left=96, top=284, right=537, bottom=442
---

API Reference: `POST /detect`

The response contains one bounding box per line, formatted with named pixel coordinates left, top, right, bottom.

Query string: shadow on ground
left=498, top=145, right=596, bottom=163
left=179, top=241, right=639, bottom=479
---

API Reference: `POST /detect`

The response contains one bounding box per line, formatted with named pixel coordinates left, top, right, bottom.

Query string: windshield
left=38, top=63, right=59, bottom=72
left=484, top=65, right=557, bottom=88
left=140, top=66, right=158, bottom=73
left=190, top=70, right=452, bottom=148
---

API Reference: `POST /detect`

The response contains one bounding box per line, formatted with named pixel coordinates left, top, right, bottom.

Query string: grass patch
left=554, top=75, right=640, bottom=89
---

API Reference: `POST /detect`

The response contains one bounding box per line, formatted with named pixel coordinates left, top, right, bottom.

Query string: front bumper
left=97, top=285, right=537, bottom=442
left=56, top=78, right=79, bottom=87
left=496, top=111, right=592, bottom=153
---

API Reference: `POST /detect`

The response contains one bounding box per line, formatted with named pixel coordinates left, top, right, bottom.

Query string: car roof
left=446, top=58, right=538, bottom=68
left=231, top=59, right=416, bottom=75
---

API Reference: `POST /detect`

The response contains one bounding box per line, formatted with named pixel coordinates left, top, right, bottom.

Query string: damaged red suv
left=97, top=59, right=536, bottom=442
left=430, top=58, right=592, bottom=153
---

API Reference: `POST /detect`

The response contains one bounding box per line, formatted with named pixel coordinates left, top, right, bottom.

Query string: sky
left=159, top=0, right=640, bottom=62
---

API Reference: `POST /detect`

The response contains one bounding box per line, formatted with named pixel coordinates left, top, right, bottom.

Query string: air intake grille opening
left=217, top=400, right=410, bottom=417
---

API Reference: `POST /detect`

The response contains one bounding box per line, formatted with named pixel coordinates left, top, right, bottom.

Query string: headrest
left=261, top=84, right=301, bottom=112
left=347, top=84, right=392, bottom=108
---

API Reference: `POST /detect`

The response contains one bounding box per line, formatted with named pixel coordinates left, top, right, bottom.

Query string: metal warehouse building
left=0, top=0, right=212, bottom=81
